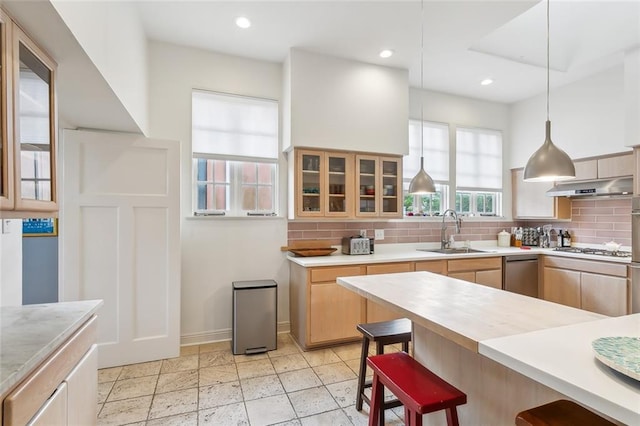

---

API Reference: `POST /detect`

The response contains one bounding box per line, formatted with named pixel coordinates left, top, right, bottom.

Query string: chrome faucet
left=441, top=209, right=461, bottom=249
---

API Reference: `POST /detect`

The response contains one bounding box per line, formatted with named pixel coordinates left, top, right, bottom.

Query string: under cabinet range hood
left=546, top=177, right=633, bottom=198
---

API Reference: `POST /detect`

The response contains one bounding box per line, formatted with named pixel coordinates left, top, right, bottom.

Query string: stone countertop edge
left=286, top=244, right=632, bottom=267
left=0, top=300, right=103, bottom=396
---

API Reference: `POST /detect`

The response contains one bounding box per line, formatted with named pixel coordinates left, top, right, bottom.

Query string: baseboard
left=180, top=321, right=291, bottom=346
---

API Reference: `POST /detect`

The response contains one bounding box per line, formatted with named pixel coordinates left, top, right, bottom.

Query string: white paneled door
left=60, top=129, right=180, bottom=368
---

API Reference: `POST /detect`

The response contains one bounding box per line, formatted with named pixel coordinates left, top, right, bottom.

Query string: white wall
left=510, top=65, right=627, bottom=168
left=51, top=1, right=149, bottom=134
left=0, top=219, right=22, bottom=306
left=624, top=49, right=639, bottom=148
left=147, top=41, right=289, bottom=344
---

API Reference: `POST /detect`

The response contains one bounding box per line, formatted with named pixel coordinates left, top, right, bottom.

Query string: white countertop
left=337, top=271, right=604, bottom=353
left=480, top=314, right=640, bottom=425
left=287, top=243, right=631, bottom=267
left=0, top=300, right=103, bottom=396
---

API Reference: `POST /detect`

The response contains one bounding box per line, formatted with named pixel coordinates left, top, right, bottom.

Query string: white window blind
left=456, top=127, right=502, bottom=190
left=404, top=120, right=449, bottom=182
left=192, top=90, right=279, bottom=161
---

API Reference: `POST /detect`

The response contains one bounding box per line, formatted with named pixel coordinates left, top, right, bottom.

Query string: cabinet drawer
left=543, top=256, right=627, bottom=277
left=310, top=265, right=365, bottom=283
left=414, top=260, right=447, bottom=274
left=366, top=262, right=412, bottom=275
left=3, top=316, right=97, bottom=426
left=448, top=257, right=501, bottom=273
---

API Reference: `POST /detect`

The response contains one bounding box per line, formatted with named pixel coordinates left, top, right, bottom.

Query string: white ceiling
left=134, top=0, right=640, bottom=104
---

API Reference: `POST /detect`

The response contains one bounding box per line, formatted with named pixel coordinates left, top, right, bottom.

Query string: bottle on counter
left=557, top=229, right=564, bottom=248
left=563, top=230, right=572, bottom=247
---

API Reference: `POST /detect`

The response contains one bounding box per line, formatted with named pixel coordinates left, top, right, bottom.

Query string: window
left=192, top=90, right=279, bottom=216
left=455, top=127, right=502, bottom=216
left=403, top=120, right=449, bottom=216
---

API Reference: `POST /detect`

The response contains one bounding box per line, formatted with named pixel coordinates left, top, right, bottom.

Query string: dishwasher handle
left=504, top=255, right=539, bottom=262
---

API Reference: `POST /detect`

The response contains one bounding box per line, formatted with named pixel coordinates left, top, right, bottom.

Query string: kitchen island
left=338, top=271, right=638, bottom=425
left=0, top=300, right=102, bottom=425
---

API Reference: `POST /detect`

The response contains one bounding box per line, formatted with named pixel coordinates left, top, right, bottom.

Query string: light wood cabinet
left=354, top=155, right=402, bottom=218
left=414, top=260, right=447, bottom=275
left=542, top=256, right=629, bottom=316
left=2, top=316, right=97, bottom=426
left=597, top=153, right=634, bottom=179
left=0, top=9, right=58, bottom=217
left=512, top=169, right=571, bottom=219
left=447, top=257, right=503, bottom=289
left=573, top=160, right=597, bottom=181
left=365, top=262, right=412, bottom=323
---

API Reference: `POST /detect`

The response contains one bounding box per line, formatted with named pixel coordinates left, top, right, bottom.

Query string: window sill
left=186, top=215, right=285, bottom=221
left=402, top=215, right=509, bottom=222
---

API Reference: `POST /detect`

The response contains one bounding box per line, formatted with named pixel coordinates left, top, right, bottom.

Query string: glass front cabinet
left=355, top=155, right=402, bottom=218
left=295, top=149, right=353, bottom=218
left=0, top=9, right=58, bottom=216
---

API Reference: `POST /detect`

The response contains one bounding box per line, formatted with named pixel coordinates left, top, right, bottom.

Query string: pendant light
left=523, top=0, right=575, bottom=182
left=409, top=0, right=436, bottom=194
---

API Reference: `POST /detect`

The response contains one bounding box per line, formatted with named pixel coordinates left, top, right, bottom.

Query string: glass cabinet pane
left=301, top=153, right=321, bottom=212
left=17, top=42, right=53, bottom=202
left=358, top=158, right=376, bottom=214
left=327, top=156, right=346, bottom=213
left=382, top=159, right=399, bottom=213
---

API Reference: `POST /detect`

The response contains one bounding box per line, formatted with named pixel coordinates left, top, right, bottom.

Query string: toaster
left=342, top=236, right=374, bottom=255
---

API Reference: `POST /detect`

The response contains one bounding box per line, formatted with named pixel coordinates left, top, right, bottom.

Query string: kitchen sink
left=417, top=248, right=488, bottom=254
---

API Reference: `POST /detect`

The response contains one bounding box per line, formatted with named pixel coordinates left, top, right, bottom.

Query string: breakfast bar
left=337, top=271, right=639, bottom=425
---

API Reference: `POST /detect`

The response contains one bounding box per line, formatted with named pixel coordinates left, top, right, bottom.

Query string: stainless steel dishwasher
left=503, top=255, right=539, bottom=298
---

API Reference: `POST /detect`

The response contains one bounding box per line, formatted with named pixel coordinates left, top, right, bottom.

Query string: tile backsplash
left=287, top=198, right=632, bottom=248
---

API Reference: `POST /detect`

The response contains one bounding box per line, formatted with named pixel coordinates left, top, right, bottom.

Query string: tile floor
left=97, top=334, right=407, bottom=426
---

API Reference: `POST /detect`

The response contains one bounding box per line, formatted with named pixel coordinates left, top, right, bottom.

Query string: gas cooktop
left=553, top=247, right=632, bottom=258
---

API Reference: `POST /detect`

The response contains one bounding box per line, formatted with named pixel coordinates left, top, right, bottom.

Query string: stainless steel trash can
left=232, top=280, right=277, bottom=355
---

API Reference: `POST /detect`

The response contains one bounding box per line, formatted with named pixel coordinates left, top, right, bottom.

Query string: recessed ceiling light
left=235, top=16, right=251, bottom=29
left=379, top=49, right=394, bottom=58
left=480, top=78, right=493, bottom=86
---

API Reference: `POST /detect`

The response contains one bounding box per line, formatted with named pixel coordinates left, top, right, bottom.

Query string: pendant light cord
left=546, top=0, right=550, bottom=122
left=420, top=0, right=424, bottom=159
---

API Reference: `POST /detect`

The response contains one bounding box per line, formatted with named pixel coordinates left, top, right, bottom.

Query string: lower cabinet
left=447, top=257, right=503, bottom=289
left=3, top=316, right=97, bottom=426
left=542, top=257, right=628, bottom=316
left=365, top=263, right=412, bottom=323
left=309, top=282, right=364, bottom=344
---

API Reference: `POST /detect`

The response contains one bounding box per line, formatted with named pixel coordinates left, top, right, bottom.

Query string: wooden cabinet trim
left=3, top=315, right=96, bottom=426
left=447, top=257, right=502, bottom=273
left=543, top=256, right=627, bottom=277
left=366, top=262, right=412, bottom=275
left=310, top=265, right=365, bottom=283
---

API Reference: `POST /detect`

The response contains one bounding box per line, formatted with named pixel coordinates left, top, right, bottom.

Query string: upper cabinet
left=0, top=10, right=57, bottom=217
left=573, top=152, right=634, bottom=181
left=355, top=155, right=402, bottom=218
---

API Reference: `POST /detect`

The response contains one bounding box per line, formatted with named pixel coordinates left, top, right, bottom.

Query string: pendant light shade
left=409, top=0, right=436, bottom=195
left=523, top=0, right=575, bottom=182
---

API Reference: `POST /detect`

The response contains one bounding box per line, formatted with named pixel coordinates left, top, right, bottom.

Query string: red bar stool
left=516, top=400, right=616, bottom=426
left=367, top=351, right=466, bottom=426
left=356, top=318, right=412, bottom=426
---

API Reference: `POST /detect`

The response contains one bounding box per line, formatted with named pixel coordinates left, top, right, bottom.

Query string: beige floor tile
left=288, top=385, right=339, bottom=418
left=268, top=342, right=302, bottom=358
left=240, top=374, right=285, bottom=401
left=98, top=367, right=122, bottom=383
left=325, top=378, right=358, bottom=408
left=234, top=352, right=269, bottom=363
left=156, top=369, right=198, bottom=393
left=119, top=360, right=162, bottom=380
left=245, top=394, right=297, bottom=426
left=199, top=363, right=238, bottom=386
left=278, top=367, right=323, bottom=393
left=300, top=408, right=352, bottom=426
left=344, top=358, right=372, bottom=379
left=271, top=353, right=310, bottom=374
left=272, top=421, right=302, bottom=426
left=199, top=341, right=232, bottom=353
left=179, top=345, right=200, bottom=356
left=148, top=387, right=198, bottom=419
left=97, top=381, right=114, bottom=404
left=198, top=402, right=249, bottom=425
left=313, top=361, right=357, bottom=385
left=161, top=354, right=199, bottom=374
left=236, top=358, right=276, bottom=379
left=341, top=404, right=371, bottom=426
left=199, top=381, right=244, bottom=410
left=97, top=395, right=152, bottom=426
left=107, top=375, right=158, bottom=402
left=333, top=343, right=363, bottom=362
left=200, top=350, right=235, bottom=367
left=146, top=411, right=198, bottom=426
left=301, top=348, right=342, bottom=367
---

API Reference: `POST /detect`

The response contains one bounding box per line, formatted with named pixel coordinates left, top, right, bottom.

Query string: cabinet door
left=598, top=153, right=633, bottom=178
left=65, top=345, right=98, bottom=426
left=476, top=269, right=502, bottom=289
left=448, top=271, right=475, bottom=283
left=573, top=160, right=597, bottom=181
left=325, top=152, right=353, bottom=217
left=379, top=157, right=402, bottom=217
left=366, top=263, right=411, bottom=322
left=13, top=25, right=57, bottom=212
left=309, top=282, right=363, bottom=344
left=355, top=155, right=379, bottom=216
left=512, top=169, right=570, bottom=219
left=543, top=267, right=581, bottom=308
left=581, top=273, right=628, bottom=316
left=25, top=382, right=67, bottom=426
left=0, top=10, right=13, bottom=210
left=296, top=150, right=324, bottom=217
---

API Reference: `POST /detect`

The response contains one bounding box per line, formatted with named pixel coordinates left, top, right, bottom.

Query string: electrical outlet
left=360, top=229, right=367, bottom=237
left=2, top=219, right=12, bottom=234
left=375, top=229, right=384, bottom=240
